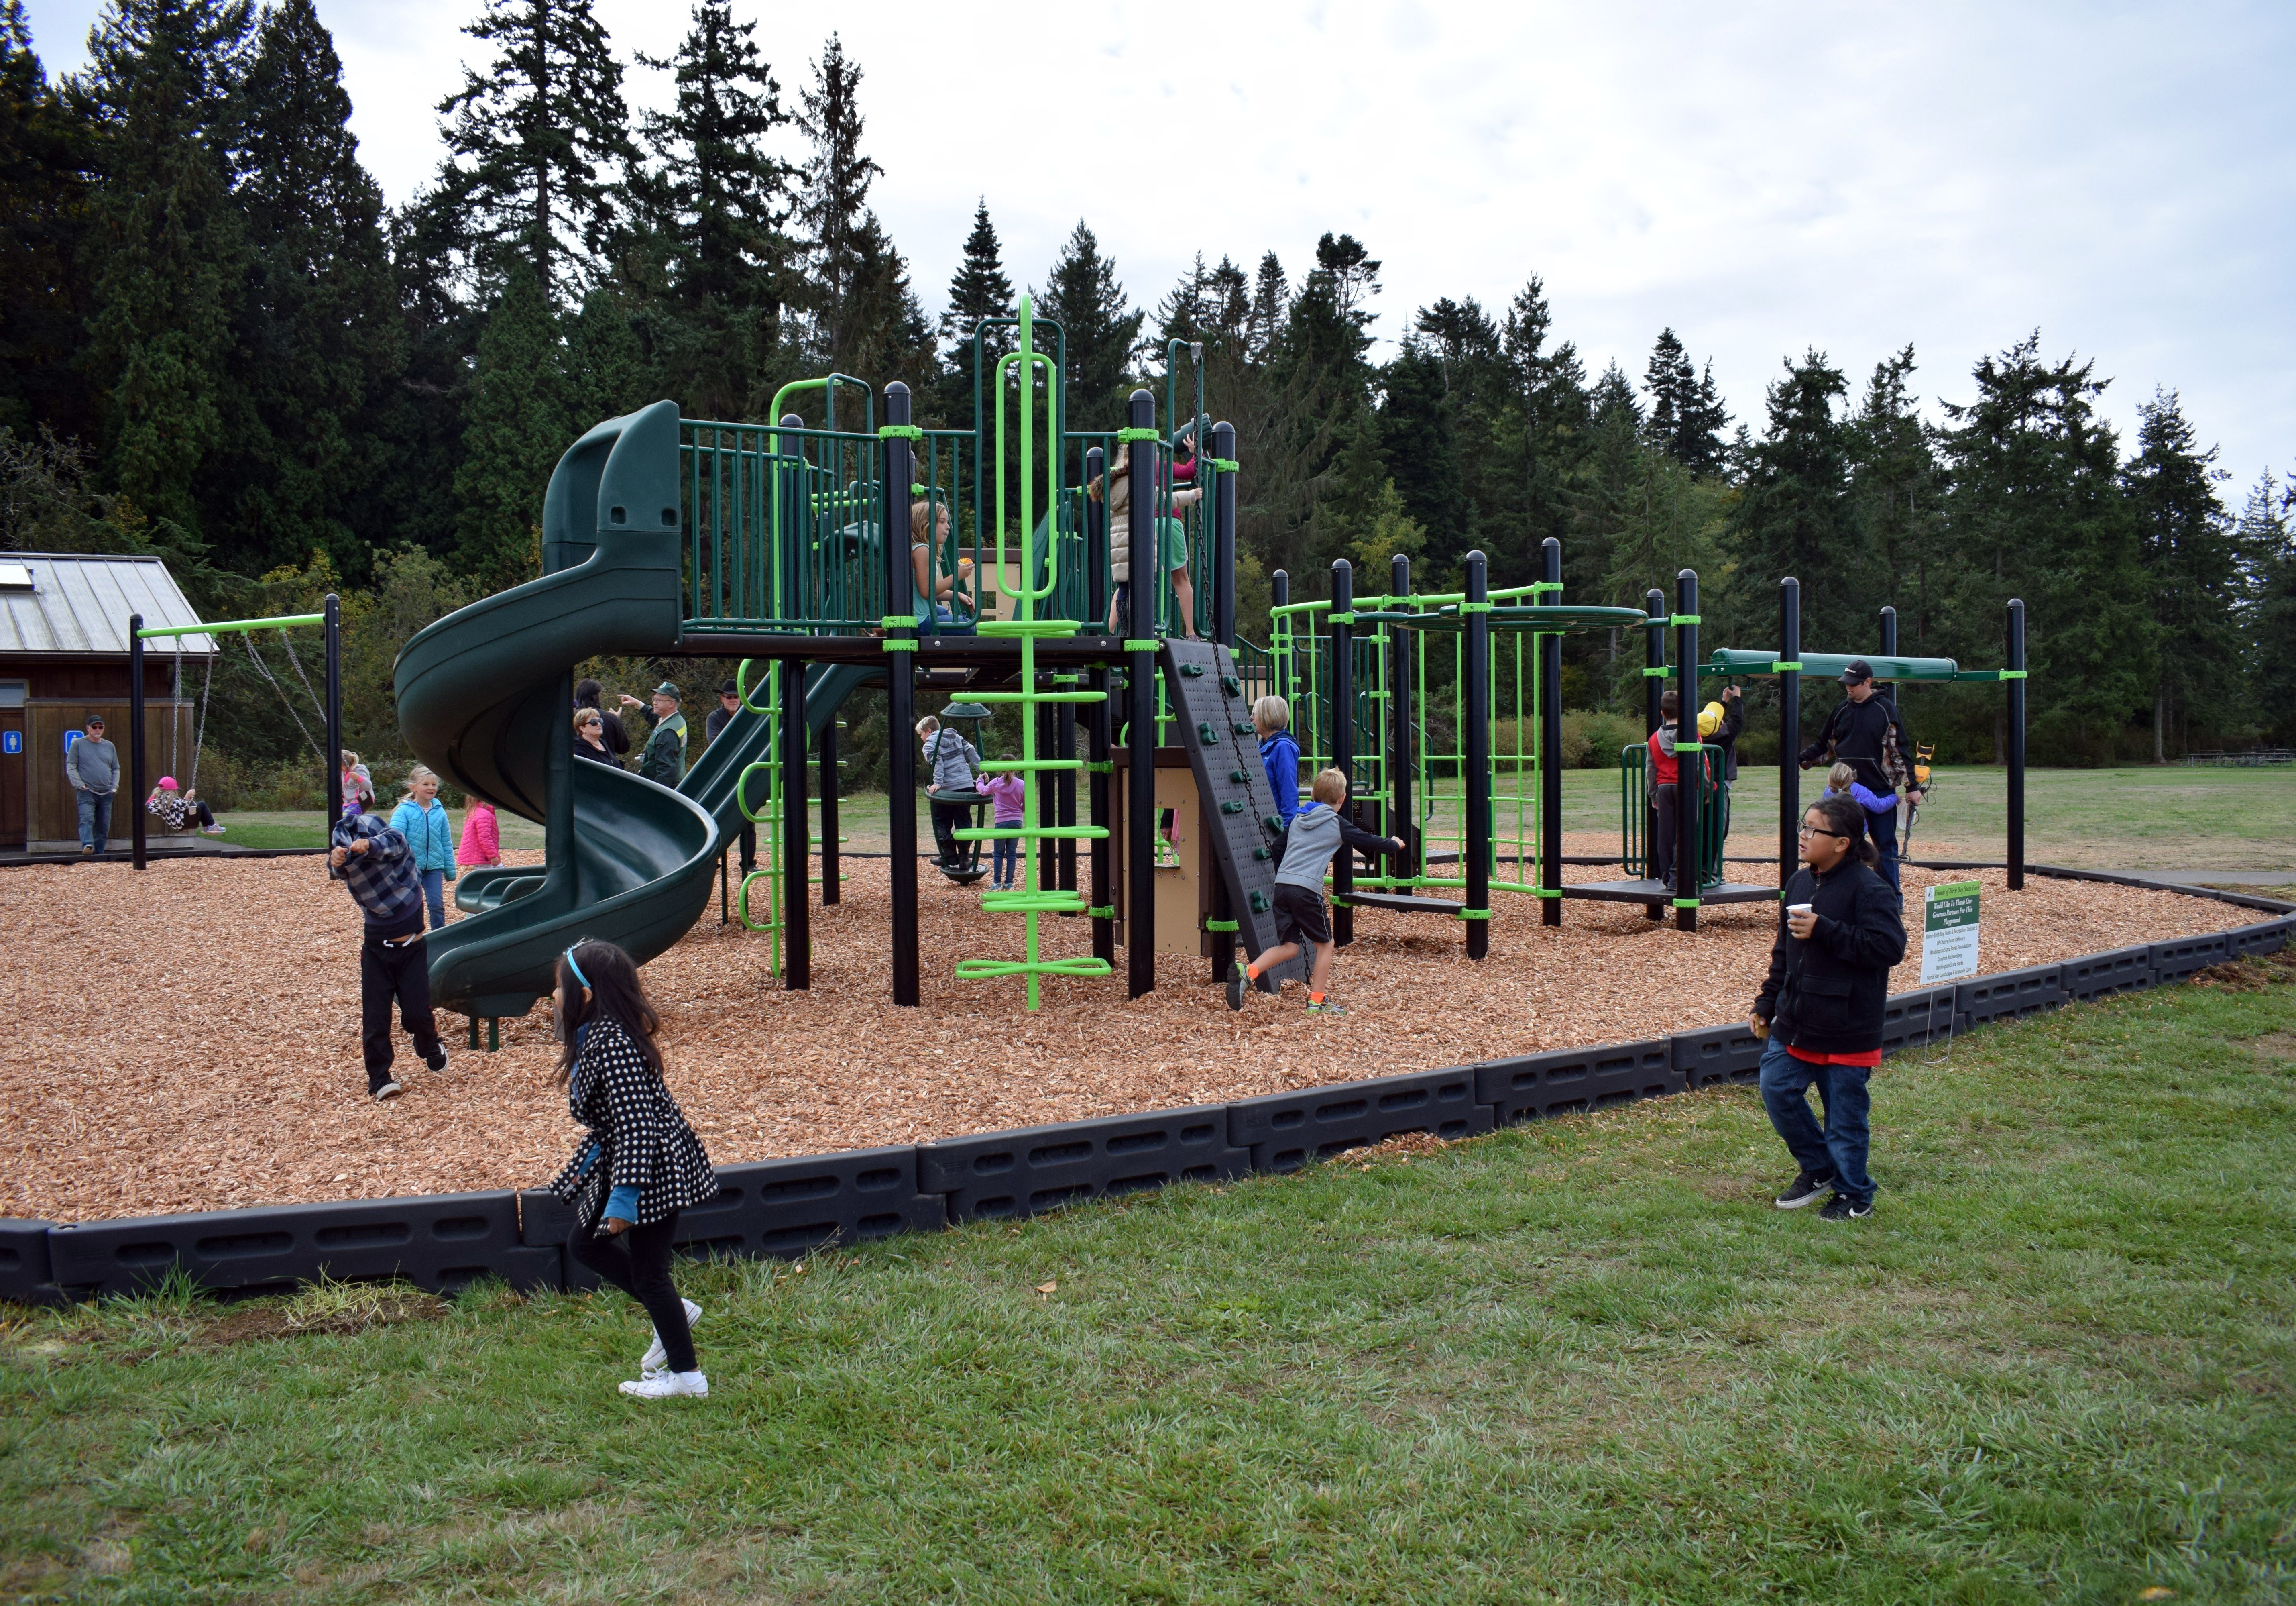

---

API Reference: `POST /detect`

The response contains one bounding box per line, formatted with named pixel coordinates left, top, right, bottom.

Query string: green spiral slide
left=393, top=401, right=871, bottom=1019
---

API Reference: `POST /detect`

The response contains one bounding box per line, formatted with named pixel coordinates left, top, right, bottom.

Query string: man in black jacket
left=1751, top=792, right=1907, bottom=1220
left=1799, top=659, right=1921, bottom=878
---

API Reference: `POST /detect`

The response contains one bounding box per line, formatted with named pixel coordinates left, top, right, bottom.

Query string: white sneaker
left=372, top=1079, right=402, bottom=1101
left=619, top=1370, right=707, bottom=1399
left=641, top=1298, right=702, bottom=1376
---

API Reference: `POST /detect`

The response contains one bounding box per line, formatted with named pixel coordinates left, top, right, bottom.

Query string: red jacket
left=1647, top=724, right=1679, bottom=786
left=457, top=800, right=502, bottom=866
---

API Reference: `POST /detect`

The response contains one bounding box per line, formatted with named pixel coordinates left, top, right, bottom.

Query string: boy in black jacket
left=1751, top=792, right=1906, bottom=1220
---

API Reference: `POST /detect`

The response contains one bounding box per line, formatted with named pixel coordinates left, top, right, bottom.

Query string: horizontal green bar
left=138, top=612, right=322, bottom=639
left=954, top=826, right=1112, bottom=841
left=1706, top=648, right=1972, bottom=681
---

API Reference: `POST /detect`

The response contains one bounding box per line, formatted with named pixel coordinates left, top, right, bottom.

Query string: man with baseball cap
left=1797, top=660, right=1921, bottom=889
left=65, top=713, right=119, bottom=856
left=625, top=681, right=689, bottom=787
left=704, top=678, right=755, bottom=872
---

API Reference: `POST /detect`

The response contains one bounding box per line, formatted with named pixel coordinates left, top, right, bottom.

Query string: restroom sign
left=0, top=730, right=19, bottom=754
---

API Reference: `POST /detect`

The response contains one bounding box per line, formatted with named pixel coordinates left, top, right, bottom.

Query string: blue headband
left=563, top=946, right=590, bottom=990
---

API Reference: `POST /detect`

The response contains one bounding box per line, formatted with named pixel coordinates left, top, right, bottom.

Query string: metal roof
left=0, top=553, right=216, bottom=657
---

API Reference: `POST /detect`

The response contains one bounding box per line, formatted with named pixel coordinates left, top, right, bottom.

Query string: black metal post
left=1879, top=603, right=1897, bottom=660
left=1126, top=389, right=1158, bottom=998
left=1780, top=577, right=1802, bottom=892
left=2007, top=598, right=2026, bottom=891
left=129, top=615, right=146, bottom=869
left=1643, top=585, right=1666, bottom=918
left=1388, top=552, right=1413, bottom=867
left=1212, top=421, right=1237, bottom=648
left=1085, top=445, right=1113, bottom=964
left=1329, top=558, right=1356, bottom=948
left=1056, top=681, right=1077, bottom=907
left=882, top=383, right=920, bottom=1005
left=1540, top=538, right=1565, bottom=928
left=818, top=715, right=839, bottom=905
left=1270, top=569, right=1290, bottom=708
left=324, top=594, right=342, bottom=827
left=1674, top=569, right=1699, bottom=932
left=781, top=659, right=810, bottom=988
left=1463, top=552, right=1491, bottom=961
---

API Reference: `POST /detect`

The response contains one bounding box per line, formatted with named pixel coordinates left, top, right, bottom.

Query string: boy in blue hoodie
left=1227, top=767, right=1403, bottom=1016
left=1254, top=696, right=1302, bottom=826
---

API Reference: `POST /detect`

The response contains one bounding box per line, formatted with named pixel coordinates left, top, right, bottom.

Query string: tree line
left=2, top=0, right=2291, bottom=774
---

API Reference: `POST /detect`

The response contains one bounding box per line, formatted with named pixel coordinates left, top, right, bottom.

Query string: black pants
left=1652, top=787, right=1681, bottom=888
left=360, top=933, right=441, bottom=1091
left=930, top=799, right=970, bottom=867
left=568, top=1211, right=695, bottom=1373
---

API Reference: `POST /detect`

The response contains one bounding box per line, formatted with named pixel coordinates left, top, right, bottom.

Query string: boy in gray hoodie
left=1226, top=768, right=1403, bottom=1016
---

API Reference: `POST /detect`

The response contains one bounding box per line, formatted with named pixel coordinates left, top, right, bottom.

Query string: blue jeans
left=1873, top=825, right=1901, bottom=891
left=1758, top=1034, right=1875, bottom=1208
left=418, top=869, right=446, bottom=930
left=75, top=789, right=112, bottom=852
left=992, top=833, right=1019, bottom=886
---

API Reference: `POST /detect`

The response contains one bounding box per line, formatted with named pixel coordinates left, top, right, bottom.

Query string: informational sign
left=1919, top=880, right=1982, bottom=985
left=63, top=728, right=80, bottom=755
left=1, top=730, right=20, bottom=754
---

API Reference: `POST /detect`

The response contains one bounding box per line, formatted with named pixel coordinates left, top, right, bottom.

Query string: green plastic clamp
left=877, top=424, right=924, bottom=440
left=1641, top=666, right=1673, bottom=676
left=1672, top=898, right=1702, bottom=909
left=1531, top=888, right=1564, bottom=899
left=1457, top=602, right=1494, bottom=613
left=882, top=639, right=918, bottom=652
left=1773, top=661, right=1803, bottom=671
left=1530, top=582, right=1564, bottom=594
left=1124, top=639, right=1160, bottom=653
left=1116, top=427, right=1162, bottom=442
left=881, top=615, right=918, bottom=630
left=2000, top=669, right=2028, bottom=679
left=1083, top=760, right=1115, bottom=773
left=1205, top=457, right=1240, bottom=473
left=909, top=483, right=927, bottom=495
left=1456, top=908, right=1494, bottom=920
left=1326, top=612, right=1355, bottom=625
left=1203, top=918, right=1239, bottom=932
left=1086, top=905, right=1115, bottom=918
left=1669, top=614, right=1702, bottom=625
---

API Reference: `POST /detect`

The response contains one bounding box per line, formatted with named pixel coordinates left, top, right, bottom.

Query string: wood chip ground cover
left=0, top=839, right=2262, bottom=1223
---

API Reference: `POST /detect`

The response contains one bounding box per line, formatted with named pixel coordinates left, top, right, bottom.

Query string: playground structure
left=383, top=296, right=2033, bottom=1027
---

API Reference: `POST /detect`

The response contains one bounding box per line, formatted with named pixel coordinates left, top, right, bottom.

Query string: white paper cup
left=1786, top=902, right=1814, bottom=918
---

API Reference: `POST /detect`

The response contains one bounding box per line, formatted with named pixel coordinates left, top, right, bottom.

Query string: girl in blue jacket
left=390, top=766, right=458, bottom=931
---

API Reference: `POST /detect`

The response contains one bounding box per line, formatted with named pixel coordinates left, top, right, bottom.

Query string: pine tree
left=835, top=210, right=934, bottom=389
left=1641, top=327, right=1728, bottom=474
left=1155, top=252, right=1210, bottom=346
left=2239, top=473, right=2296, bottom=746
left=452, top=261, right=566, bottom=583
left=76, top=0, right=253, bottom=544
left=1730, top=350, right=1868, bottom=650
left=432, top=0, right=633, bottom=305
left=1036, top=220, right=1142, bottom=429
left=565, top=280, right=648, bottom=427
left=0, top=1, right=98, bottom=442
left=2124, top=389, right=2242, bottom=757
left=1940, top=334, right=2149, bottom=758
left=1245, top=251, right=1288, bottom=367
left=1375, top=336, right=1462, bottom=575
left=630, top=0, right=791, bottom=419
left=793, top=33, right=881, bottom=359
left=941, top=197, right=1012, bottom=352
left=1844, top=346, right=1948, bottom=652
left=1588, top=361, right=1643, bottom=433
left=214, top=0, right=401, bottom=578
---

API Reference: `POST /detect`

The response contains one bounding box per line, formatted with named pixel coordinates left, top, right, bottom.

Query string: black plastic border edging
left=0, top=846, right=332, bottom=871
left=4, top=871, right=2289, bottom=1309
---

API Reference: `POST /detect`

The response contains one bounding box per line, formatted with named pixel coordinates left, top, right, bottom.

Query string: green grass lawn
left=211, top=809, right=548, bottom=853
left=7, top=966, right=2294, bottom=1602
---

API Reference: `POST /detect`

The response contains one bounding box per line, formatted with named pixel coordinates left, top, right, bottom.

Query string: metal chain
left=244, top=632, right=326, bottom=762
left=188, top=652, right=212, bottom=791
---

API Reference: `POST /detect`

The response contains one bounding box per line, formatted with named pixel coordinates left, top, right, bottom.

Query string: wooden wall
left=23, top=701, right=193, bottom=847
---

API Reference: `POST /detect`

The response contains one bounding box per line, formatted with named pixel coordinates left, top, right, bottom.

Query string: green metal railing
left=1620, top=742, right=1726, bottom=887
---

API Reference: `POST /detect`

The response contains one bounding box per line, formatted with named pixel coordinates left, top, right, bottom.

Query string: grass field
left=7, top=962, right=2293, bottom=1603
left=207, top=762, right=2294, bottom=872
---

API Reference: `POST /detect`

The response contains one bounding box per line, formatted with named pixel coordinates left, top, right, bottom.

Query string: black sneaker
left=1819, top=1194, right=1872, bottom=1221
left=425, top=1045, right=449, bottom=1074
left=1775, top=1170, right=1833, bottom=1209
left=1225, top=959, right=1248, bottom=1011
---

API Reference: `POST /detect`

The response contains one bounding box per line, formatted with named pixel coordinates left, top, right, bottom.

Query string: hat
left=1698, top=702, right=1724, bottom=738
left=719, top=678, right=739, bottom=696
left=157, top=774, right=179, bottom=789
left=1839, top=659, right=1873, bottom=685
left=652, top=681, right=681, bottom=700
left=85, top=713, right=104, bottom=727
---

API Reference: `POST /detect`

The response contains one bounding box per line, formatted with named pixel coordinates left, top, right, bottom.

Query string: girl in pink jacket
left=457, top=798, right=502, bottom=869
left=978, top=772, right=1026, bottom=890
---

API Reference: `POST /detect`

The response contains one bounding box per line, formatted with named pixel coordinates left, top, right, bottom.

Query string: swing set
left=126, top=594, right=342, bottom=869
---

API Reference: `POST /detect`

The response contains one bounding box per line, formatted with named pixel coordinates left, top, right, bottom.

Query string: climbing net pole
left=953, top=296, right=1113, bottom=1009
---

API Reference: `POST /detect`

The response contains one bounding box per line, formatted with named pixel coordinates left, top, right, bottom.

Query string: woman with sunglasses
left=1750, top=793, right=1906, bottom=1222
left=546, top=938, right=719, bottom=1398
left=573, top=708, right=621, bottom=768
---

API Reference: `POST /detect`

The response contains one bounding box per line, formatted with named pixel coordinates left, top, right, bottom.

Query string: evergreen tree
left=2124, top=389, right=2242, bottom=757
left=1731, top=350, right=1867, bottom=649
left=2239, top=473, right=2296, bottom=745
left=835, top=209, right=935, bottom=389
left=1036, top=220, right=1142, bottom=429
left=432, top=0, right=633, bottom=304
left=213, top=0, right=401, bottom=578
left=452, top=261, right=565, bottom=583
left=1846, top=345, right=1947, bottom=648
left=1498, top=276, right=1591, bottom=593
left=1642, top=326, right=1729, bottom=473
left=0, top=1, right=98, bottom=442
left=1940, top=334, right=2149, bottom=758
left=565, top=280, right=647, bottom=426
left=1245, top=251, right=1288, bottom=367
left=941, top=197, right=1012, bottom=351
left=76, top=0, right=253, bottom=544
left=631, top=0, right=792, bottom=420
left=1588, top=361, right=1642, bottom=433
left=793, top=33, right=881, bottom=360
left=1375, top=336, right=1462, bottom=574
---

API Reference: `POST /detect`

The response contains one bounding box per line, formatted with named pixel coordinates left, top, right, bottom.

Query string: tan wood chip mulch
left=0, top=840, right=2259, bottom=1223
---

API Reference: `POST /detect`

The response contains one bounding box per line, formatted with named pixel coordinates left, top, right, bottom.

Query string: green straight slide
left=394, top=401, right=873, bottom=1018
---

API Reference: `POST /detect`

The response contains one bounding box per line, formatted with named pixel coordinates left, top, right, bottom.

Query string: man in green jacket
left=625, top=682, right=688, bottom=786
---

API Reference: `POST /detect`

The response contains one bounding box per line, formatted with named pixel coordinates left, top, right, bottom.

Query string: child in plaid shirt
left=329, top=811, right=448, bottom=1101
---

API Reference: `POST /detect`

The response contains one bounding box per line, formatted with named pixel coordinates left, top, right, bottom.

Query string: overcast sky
left=24, top=0, right=2296, bottom=493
